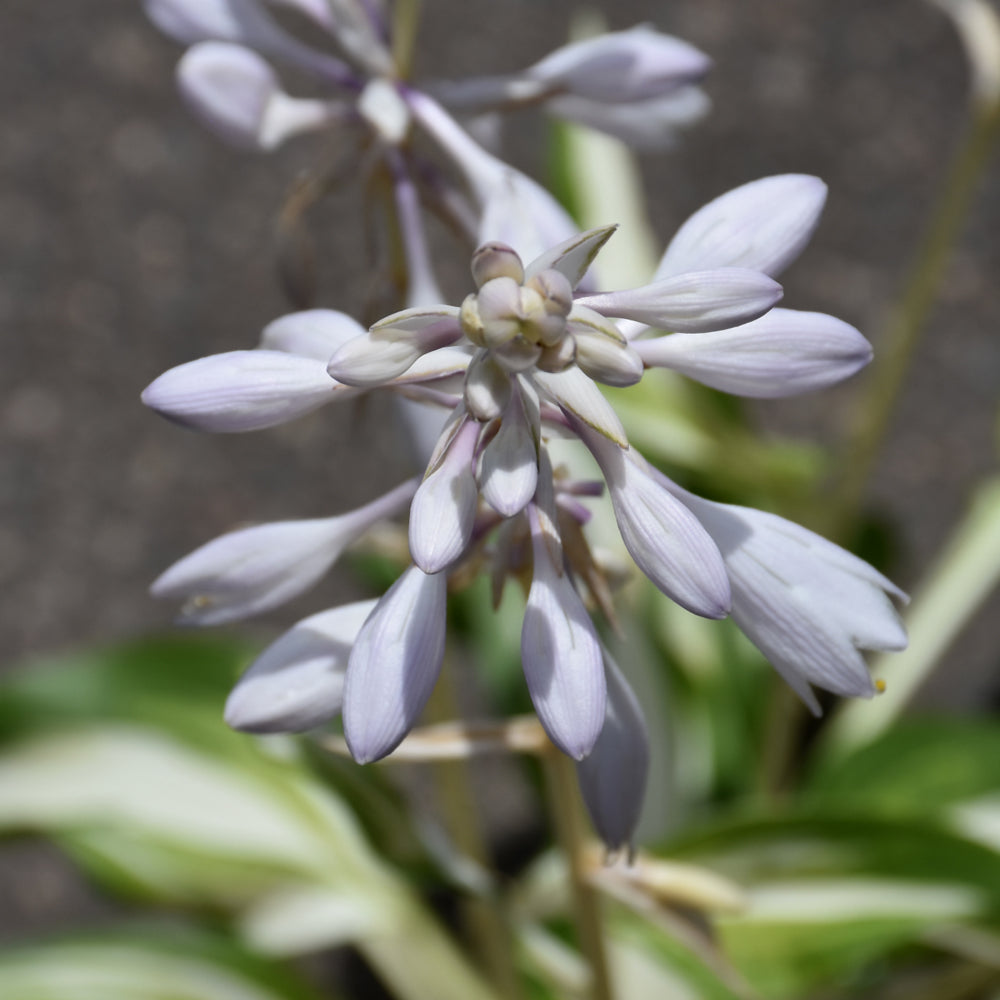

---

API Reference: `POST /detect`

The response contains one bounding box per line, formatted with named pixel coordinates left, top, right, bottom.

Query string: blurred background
left=2, top=0, right=999, bottom=968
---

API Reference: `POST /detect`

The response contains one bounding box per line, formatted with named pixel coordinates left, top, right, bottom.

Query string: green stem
left=829, top=101, right=1000, bottom=539
left=392, top=0, right=422, bottom=80
left=542, top=749, right=615, bottom=1000
left=425, top=664, right=526, bottom=1000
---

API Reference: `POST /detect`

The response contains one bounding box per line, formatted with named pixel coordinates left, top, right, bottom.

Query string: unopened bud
left=471, top=241, right=525, bottom=287
left=536, top=336, right=576, bottom=373
left=460, top=293, right=485, bottom=346
left=477, top=276, right=523, bottom=347
left=527, top=268, right=573, bottom=317
left=464, top=350, right=513, bottom=421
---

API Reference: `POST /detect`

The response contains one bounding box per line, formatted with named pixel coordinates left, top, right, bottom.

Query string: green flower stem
left=392, top=0, right=422, bottom=81
left=542, top=748, right=615, bottom=1000
left=425, top=664, right=527, bottom=1000
left=829, top=101, right=1000, bottom=539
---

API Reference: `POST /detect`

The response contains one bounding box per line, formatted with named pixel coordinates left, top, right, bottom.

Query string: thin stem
left=424, top=663, right=527, bottom=1000
left=387, top=149, right=442, bottom=306
left=828, top=102, right=1000, bottom=539
left=542, top=748, right=615, bottom=1000
left=392, top=0, right=423, bottom=81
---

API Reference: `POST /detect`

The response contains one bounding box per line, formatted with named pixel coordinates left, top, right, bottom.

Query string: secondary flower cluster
left=144, top=174, right=906, bottom=851
left=144, top=0, right=712, bottom=297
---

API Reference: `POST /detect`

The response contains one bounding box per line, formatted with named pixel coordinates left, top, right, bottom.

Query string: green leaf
left=666, top=812, right=1000, bottom=997
left=805, top=719, right=1000, bottom=814
left=0, top=927, right=328, bottom=1000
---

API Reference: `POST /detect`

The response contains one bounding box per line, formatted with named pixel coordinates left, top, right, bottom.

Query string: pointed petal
left=177, top=42, right=338, bottom=151
left=141, top=350, right=346, bottom=432
left=409, top=420, right=480, bottom=573
left=144, top=0, right=351, bottom=80
left=464, top=350, right=513, bottom=421
left=151, top=518, right=349, bottom=624
left=656, top=174, right=828, bottom=279
left=151, top=479, right=416, bottom=624
left=531, top=367, right=628, bottom=447
left=576, top=268, right=783, bottom=333
left=260, top=309, right=367, bottom=360
left=390, top=345, right=472, bottom=385
left=581, top=431, right=731, bottom=619
left=521, top=509, right=606, bottom=759
left=524, top=226, right=618, bottom=290
left=576, top=652, right=650, bottom=852
left=676, top=495, right=907, bottom=707
left=370, top=305, right=460, bottom=334
left=343, top=567, right=448, bottom=763
left=327, top=318, right=461, bottom=387
left=634, top=309, right=873, bottom=397
left=546, top=86, right=710, bottom=150
left=527, top=26, right=710, bottom=103
left=479, top=389, right=539, bottom=517
left=569, top=310, right=645, bottom=388
left=224, top=600, right=377, bottom=732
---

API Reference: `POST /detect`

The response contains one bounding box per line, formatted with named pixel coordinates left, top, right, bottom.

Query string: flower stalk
left=542, top=746, right=614, bottom=1000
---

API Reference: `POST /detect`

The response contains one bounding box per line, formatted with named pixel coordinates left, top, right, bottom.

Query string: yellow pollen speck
left=875, top=679, right=887, bottom=694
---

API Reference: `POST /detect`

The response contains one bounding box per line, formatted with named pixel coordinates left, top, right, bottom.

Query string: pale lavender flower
left=151, top=478, right=417, bottom=624
left=659, top=476, right=908, bottom=714
left=520, top=505, right=606, bottom=760
left=342, top=565, right=448, bottom=763
left=576, top=651, right=649, bottom=855
left=145, top=180, right=904, bottom=845
left=224, top=599, right=377, bottom=732
left=145, top=6, right=714, bottom=291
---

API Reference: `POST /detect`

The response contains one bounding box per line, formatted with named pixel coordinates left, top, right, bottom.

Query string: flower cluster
left=143, top=0, right=712, bottom=294
left=144, top=172, right=906, bottom=851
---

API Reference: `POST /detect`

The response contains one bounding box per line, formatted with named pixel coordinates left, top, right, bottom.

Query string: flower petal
left=635, top=309, right=873, bottom=397
left=576, top=651, right=649, bottom=853
left=177, top=42, right=338, bottom=150
left=521, top=508, right=606, bottom=759
left=675, top=493, right=907, bottom=710
left=581, top=432, right=731, bottom=619
left=144, top=0, right=352, bottom=80
left=224, top=600, right=377, bottom=732
left=151, top=480, right=417, bottom=624
left=545, top=86, right=710, bottom=150
left=343, top=567, right=448, bottom=763
left=141, top=350, right=348, bottom=432
left=327, top=318, right=461, bottom=387
left=524, top=226, right=618, bottom=290
left=409, top=420, right=480, bottom=573
left=531, top=367, right=628, bottom=447
left=260, top=309, right=367, bottom=361
left=655, top=174, right=828, bottom=279
left=526, top=26, right=710, bottom=103
left=479, top=388, right=539, bottom=517
left=577, top=268, right=783, bottom=334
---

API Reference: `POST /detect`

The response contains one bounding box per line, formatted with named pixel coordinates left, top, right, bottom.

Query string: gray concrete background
left=2, top=0, right=999, bottom=938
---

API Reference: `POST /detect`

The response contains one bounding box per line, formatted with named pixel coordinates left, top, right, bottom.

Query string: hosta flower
left=145, top=3, right=714, bottom=290
left=145, top=175, right=906, bottom=850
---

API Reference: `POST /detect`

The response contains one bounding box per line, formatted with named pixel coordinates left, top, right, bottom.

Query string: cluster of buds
left=144, top=172, right=906, bottom=851
left=143, top=0, right=713, bottom=296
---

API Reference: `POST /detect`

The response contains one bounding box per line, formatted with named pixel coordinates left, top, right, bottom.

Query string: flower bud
left=477, top=276, right=523, bottom=347
left=471, top=242, right=525, bottom=287
left=464, top=350, right=513, bottom=421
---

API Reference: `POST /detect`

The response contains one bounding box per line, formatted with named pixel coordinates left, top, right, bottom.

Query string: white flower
left=671, top=485, right=908, bottom=712
left=151, top=480, right=417, bottom=624
left=224, top=599, right=377, bottom=732
left=342, top=566, right=448, bottom=763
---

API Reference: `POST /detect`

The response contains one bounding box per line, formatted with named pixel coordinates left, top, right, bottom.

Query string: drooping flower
left=145, top=176, right=906, bottom=850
